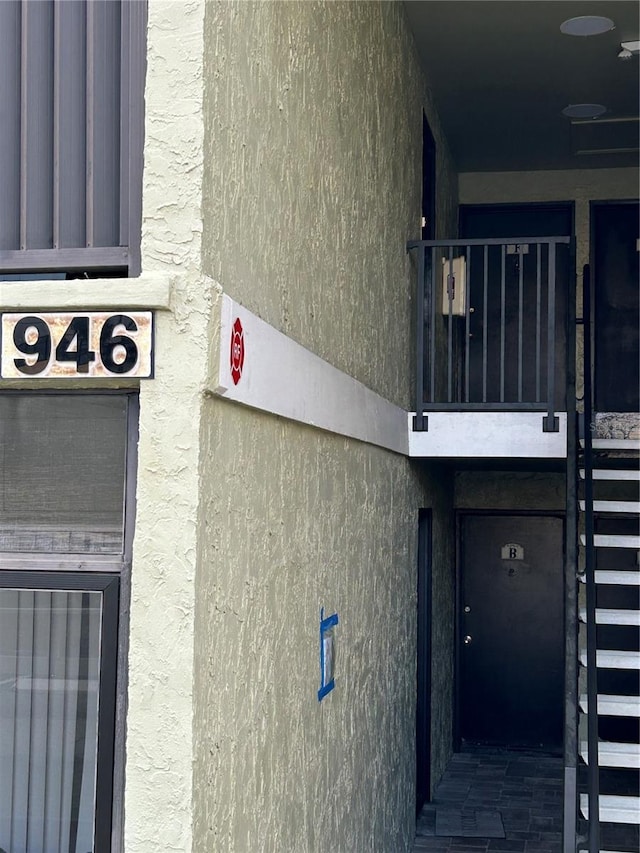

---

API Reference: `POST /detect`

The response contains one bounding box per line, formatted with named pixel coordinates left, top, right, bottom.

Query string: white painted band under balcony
left=407, top=411, right=567, bottom=458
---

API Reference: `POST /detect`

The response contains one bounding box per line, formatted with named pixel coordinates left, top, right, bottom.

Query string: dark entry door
left=592, top=201, right=640, bottom=412
left=460, top=514, right=564, bottom=751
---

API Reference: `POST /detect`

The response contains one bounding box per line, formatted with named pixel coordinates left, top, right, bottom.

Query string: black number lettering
left=55, top=316, right=96, bottom=373
left=100, top=314, right=138, bottom=374
left=13, top=317, right=52, bottom=375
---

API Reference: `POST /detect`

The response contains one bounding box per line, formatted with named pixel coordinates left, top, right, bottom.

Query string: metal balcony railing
left=407, top=237, right=573, bottom=432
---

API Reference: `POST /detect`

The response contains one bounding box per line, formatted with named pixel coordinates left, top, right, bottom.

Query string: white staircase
left=578, top=437, right=640, bottom=852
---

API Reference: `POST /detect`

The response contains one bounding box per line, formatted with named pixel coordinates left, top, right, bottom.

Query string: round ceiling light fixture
left=560, top=16, right=615, bottom=36
left=562, top=103, right=607, bottom=119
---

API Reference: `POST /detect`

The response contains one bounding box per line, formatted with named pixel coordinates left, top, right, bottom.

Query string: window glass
left=0, top=587, right=102, bottom=853
left=0, top=395, right=127, bottom=554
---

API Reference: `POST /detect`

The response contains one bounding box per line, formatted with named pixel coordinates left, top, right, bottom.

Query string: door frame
left=454, top=508, right=566, bottom=750
left=416, top=508, right=432, bottom=814
left=422, top=113, right=436, bottom=241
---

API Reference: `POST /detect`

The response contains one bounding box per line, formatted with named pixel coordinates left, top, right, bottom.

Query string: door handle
left=463, top=635, right=473, bottom=645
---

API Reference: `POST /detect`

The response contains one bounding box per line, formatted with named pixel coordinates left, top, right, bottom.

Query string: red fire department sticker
left=230, top=317, right=244, bottom=385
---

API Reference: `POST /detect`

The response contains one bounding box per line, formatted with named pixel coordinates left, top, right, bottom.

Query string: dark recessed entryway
left=591, top=200, right=640, bottom=413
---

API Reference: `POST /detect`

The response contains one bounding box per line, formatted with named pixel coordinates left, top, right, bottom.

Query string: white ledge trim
left=0, top=273, right=172, bottom=311
left=211, top=294, right=409, bottom=455
left=408, top=411, right=567, bottom=458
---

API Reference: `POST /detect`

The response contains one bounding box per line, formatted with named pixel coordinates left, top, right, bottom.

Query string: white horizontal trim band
left=0, top=273, right=172, bottom=311
left=211, top=294, right=408, bottom=455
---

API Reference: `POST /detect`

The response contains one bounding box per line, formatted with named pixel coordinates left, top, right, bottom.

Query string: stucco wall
left=125, top=1, right=211, bottom=850
left=193, top=2, right=458, bottom=851
left=196, top=413, right=441, bottom=851
left=202, top=0, right=456, bottom=408
left=455, top=471, right=565, bottom=511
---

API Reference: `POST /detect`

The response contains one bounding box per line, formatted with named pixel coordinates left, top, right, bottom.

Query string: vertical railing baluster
left=464, top=245, right=471, bottom=402
left=500, top=245, right=506, bottom=403
left=544, top=243, right=558, bottom=430
left=483, top=245, right=488, bottom=403
left=415, top=243, right=426, bottom=428
left=536, top=243, right=542, bottom=403
left=447, top=246, right=454, bottom=403
left=430, top=246, right=436, bottom=404
left=518, top=248, right=524, bottom=402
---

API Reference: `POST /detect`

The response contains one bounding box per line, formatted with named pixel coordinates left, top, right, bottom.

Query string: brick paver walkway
left=413, top=748, right=564, bottom=852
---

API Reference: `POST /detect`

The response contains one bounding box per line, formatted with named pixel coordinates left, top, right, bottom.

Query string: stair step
left=579, top=570, right=640, bottom=586
left=580, top=794, right=640, bottom=823
left=580, top=650, right=640, bottom=670
left=580, top=533, right=640, bottom=549
left=579, top=693, right=640, bottom=716
left=580, top=469, right=640, bottom=481
left=580, top=438, right=640, bottom=451
left=579, top=500, right=640, bottom=514
left=580, top=740, right=640, bottom=768
left=579, top=607, right=640, bottom=626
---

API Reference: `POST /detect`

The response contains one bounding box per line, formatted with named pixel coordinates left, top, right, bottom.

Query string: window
left=0, top=574, right=118, bottom=853
left=0, top=393, right=136, bottom=852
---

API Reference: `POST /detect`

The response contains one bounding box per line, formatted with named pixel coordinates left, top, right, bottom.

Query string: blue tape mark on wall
left=318, top=607, right=339, bottom=701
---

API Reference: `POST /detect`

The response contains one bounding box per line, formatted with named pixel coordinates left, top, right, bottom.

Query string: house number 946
left=1, top=311, right=154, bottom=379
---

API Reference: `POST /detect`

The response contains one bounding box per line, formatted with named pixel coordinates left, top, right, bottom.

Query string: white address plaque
left=1, top=311, right=154, bottom=379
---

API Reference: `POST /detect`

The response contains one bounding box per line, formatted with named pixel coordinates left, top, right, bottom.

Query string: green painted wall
left=193, top=2, right=458, bottom=850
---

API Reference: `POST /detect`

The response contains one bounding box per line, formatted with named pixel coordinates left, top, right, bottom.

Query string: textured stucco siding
left=125, top=1, right=210, bottom=851
left=202, top=0, right=456, bottom=408
left=193, top=2, right=458, bottom=851
left=195, top=414, right=435, bottom=852
left=455, top=471, right=565, bottom=511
